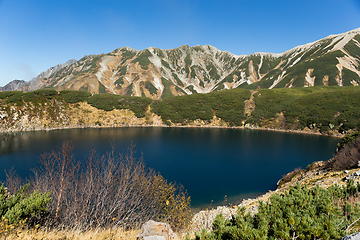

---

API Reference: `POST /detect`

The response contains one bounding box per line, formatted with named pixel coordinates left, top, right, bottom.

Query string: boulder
left=137, top=220, right=179, bottom=240
left=341, top=232, right=360, bottom=240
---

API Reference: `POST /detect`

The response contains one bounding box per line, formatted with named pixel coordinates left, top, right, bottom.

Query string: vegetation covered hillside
left=1, top=86, right=360, bottom=135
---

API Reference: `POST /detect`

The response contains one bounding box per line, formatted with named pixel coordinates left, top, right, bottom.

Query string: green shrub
left=0, top=184, right=51, bottom=226
left=87, top=93, right=152, bottom=118
left=58, top=90, right=91, bottom=103
left=0, top=91, right=21, bottom=100
left=131, top=49, right=152, bottom=70
left=194, top=182, right=360, bottom=240
left=151, top=88, right=250, bottom=125
left=6, top=92, right=24, bottom=103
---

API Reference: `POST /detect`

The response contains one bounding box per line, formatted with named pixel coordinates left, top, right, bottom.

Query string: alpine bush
left=193, top=181, right=360, bottom=240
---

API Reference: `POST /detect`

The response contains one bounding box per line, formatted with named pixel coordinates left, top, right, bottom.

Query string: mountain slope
left=2, top=28, right=360, bottom=98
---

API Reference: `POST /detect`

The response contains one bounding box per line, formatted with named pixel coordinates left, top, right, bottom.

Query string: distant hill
left=2, top=28, right=360, bottom=98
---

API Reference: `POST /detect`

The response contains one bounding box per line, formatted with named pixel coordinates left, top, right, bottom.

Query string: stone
left=341, top=232, right=360, bottom=240
left=143, top=236, right=166, bottom=240
left=137, top=220, right=179, bottom=240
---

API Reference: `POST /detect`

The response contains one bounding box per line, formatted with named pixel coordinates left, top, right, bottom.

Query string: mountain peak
left=2, top=28, right=360, bottom=97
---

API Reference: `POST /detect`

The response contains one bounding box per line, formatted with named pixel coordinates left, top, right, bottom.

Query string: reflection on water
left=0, top=127, right=340, bottom=207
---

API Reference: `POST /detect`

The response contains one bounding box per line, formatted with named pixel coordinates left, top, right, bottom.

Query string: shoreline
left=0, top=123, right=344, bottom=138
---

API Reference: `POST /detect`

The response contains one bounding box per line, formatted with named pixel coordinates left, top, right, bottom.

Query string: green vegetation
left=151, top=94, right=213, bottom=123
left=161, top=77, right=173, bottom=98
left=0, top=183, right=51, bottom=229
left=247, top=86, right=360, bottom=133
left=0, top=91, right=22, bottom=101
left=2, top=85, right=360, bottom=133
left=151, top=88, right=250, bottom=125
left=172, top=73, right=184, bottom=87
left=99, top=82, right=107, bottom=93
left=131, top=49, right=152, bottom=70
left=115, top=77, right=124, bottom=85
left=342, top=68, right=360, bottom=86
left=87, top=93, right=151, bottom=118
left=126, top=83, right=133, bottom=96
left=161, top=59, right=171, bottom=69
left=259, top=56, right=282, bottom=75
left=58, top=90, right=92, bottom=103
left=117, top=65, right=127, bottom=76
left=120, top=49, right=137, bottom=58
left=193, top=181, right=360, bottom=240
left=284, top=86, right=360, bottom=133
left=275, top=51, right=344, bottom=88
left=344, top=39, right=360, bottom=58
left=143, top=81, right=158, bottom=95
left=206, top=64, right=221, bottom=80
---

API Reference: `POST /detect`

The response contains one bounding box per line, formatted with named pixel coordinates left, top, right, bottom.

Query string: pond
left=0, top=127, right=340, bottom=208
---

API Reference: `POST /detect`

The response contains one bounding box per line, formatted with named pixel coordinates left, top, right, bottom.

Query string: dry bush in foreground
left=27, top=141, right=191, bottom=231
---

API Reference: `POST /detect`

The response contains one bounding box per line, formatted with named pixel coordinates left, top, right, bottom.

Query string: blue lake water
left=0, top=127, right=340, bottom=208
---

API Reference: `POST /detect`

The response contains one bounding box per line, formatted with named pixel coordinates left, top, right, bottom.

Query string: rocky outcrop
left=137, top=220, right=180, bottom=240
left=1, top=59, right=77, bottom=92
left=191, top=206, right=238, bottom=233
left=0, top=100, right=153, bottom=133
left=341, top=232, right=360, bottom=240
left=0, top=80, right=27, bottom=91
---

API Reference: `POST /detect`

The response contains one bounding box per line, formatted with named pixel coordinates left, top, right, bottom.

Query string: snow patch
left=351, top=80, right=359, bottom=86
left=148, top=48, right=163, bottom=69
left=269, top=71, right=287, bottom=89
left=257, top=55, right=263, bottom=77
left=331, top=32, right=358, bottom=51
left=108, top=70, right=118, bottom=94
left=233, top=71, right=248, bottom=88
left=95, top=57, right=111, bottom=82
left=152, top=72, right=164, bottom=92
left=290, top=56, right=302, bottom=67
left=304, top=69, right=315, bottom=87
left=132, top=82, right=140, bottom=96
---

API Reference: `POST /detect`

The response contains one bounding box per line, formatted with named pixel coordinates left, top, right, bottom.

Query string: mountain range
left=1, top=28, right=360, bottom=98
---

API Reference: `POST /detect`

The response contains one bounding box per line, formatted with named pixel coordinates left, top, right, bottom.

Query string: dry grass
left=5, top=227, right=141, bottom=240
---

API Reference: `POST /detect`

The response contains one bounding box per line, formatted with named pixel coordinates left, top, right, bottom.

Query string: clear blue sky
left=0, top=0, right=359, bottom=86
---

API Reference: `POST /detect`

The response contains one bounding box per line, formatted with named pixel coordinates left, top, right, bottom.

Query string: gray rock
left=137, top=220, right=179, bottom=240
left=341, top=232, right=360, bottom=240
left=143, top=236, right=166, bottom=240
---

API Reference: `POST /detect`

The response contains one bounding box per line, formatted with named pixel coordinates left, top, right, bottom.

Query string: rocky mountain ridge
left=2, top=28, right=360, bottom=98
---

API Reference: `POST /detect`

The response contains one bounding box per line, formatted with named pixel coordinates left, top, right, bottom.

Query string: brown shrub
left=327, top=137, right=360, bottom=170
left=277, top=167, right=302, bottom=186
left=28, top=141, right=192, bottom=231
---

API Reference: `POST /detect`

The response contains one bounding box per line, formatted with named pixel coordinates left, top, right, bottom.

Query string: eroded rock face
left=137, top=220, right=179, bottom=240
left=341, top=232, right=360, bottom=240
